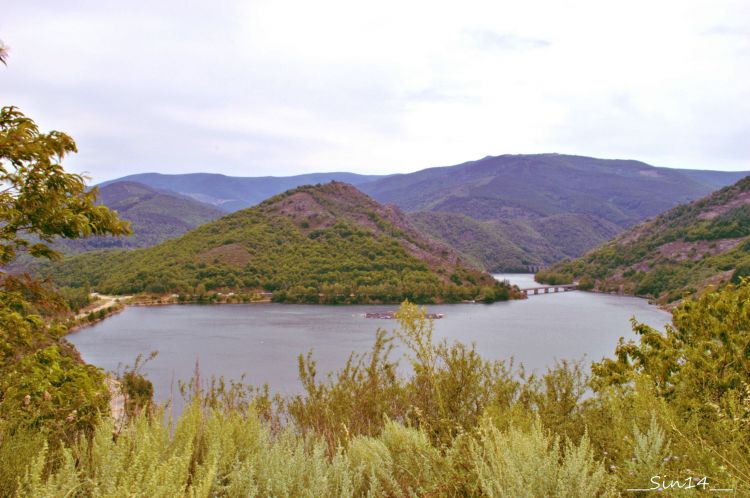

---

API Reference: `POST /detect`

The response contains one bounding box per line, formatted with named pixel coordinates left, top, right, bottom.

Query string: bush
left=8, top=287, right=750, bottom=495
left=535, top=270, right=573, bottom=285
left=471, top=419, right=616, bottom=497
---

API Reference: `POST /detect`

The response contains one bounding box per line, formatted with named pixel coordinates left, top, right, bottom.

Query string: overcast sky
left=3, top=0, right=749, bottom=182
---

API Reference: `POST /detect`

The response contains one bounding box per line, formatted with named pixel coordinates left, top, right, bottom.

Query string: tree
left=0, top=41, right=8, bottom=65
left=0, top=104, right=132, bottom=454
left=0, top=106, right=131, bottom=265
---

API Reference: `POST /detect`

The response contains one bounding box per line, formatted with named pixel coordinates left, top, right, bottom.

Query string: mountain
left=409, top=212, right=623, bottom=272
left=102, top=172, right=386, bottom=212
left=538, top=176, right=750, bottom=303
left=359, top=154, right=722, bottom=225
left=58, top=181, right=226, bottom=252
left=357, top=153, right=743, bottom=269
left=98, top=156, right=748, bottom=271
left=46, top=182, right=518, bottom=304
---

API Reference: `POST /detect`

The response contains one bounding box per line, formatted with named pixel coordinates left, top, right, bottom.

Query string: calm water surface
left=69, top=274, right=670, bottom=402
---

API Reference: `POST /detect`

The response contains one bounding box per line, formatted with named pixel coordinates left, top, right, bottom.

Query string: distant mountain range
left=356, top=154, right=748, bottom=269
left=102, top=172, right=384, bottom=212
left=59, top=181, right=225, bottom=252
left=48, top=182, right=516, bottom=303
left=95, top=154, right=748, bottom=270
left=359, top=154, right=733, bottom=225
left=539, top=176, right=750, bottom=303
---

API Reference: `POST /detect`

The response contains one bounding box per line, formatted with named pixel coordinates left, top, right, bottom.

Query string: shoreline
left=63, top=292, right=514, bottom=333
left=67, top=286, right=673, bottom=334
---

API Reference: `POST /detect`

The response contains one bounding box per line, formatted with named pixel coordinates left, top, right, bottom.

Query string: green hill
left=45, top=182, right=517, bottom=304
left=538, top=176, right=750, bottom=303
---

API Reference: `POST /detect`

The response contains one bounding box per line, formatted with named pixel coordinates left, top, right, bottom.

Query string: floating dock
left=365, top=311, right=444, bottom=319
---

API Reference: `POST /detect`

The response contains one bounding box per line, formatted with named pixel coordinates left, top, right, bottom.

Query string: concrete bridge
left=521, top=284, right=577, bottom=297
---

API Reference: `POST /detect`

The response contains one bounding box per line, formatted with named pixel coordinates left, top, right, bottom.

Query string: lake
left=68, top=275, right=670, bottom=403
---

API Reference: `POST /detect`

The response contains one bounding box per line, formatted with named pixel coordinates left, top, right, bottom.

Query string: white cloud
left=2, top=0, right=748, bottom=181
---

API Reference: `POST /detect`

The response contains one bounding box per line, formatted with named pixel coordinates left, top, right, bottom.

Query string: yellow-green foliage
left=0, top=105, right=131, bottom=265
left=15, top=405, right=619, bottom=498
left=471, top=420, right=616, bottom=497
left=0, top=281, right=110, bottom=466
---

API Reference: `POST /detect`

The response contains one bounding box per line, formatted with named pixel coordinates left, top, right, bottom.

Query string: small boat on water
left=365, top=311, right=444, bottom=319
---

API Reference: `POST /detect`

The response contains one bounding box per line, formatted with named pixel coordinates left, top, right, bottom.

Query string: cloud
left=466, top=29, right=551, bottom=50
left=704, top=25, right=748, bottom=36
left=1, top=0, right=748, bottom=182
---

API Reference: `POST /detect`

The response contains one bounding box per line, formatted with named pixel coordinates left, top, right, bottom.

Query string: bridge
left=520, top=284, right=577, bottom=297
left=526, top=264, right=547, bottom=273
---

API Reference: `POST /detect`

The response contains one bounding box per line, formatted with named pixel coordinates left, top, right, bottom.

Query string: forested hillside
left=410, top=211, right=622, bottom=271
left=59, top=181, right=225, bottom=251
left=409, top=212, right=533, bottom=271
left=46, top=182, right=516, bottom=304
left=538, top=176, right=750, bottom=302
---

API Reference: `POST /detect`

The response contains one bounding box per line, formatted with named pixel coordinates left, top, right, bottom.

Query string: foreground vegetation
left=538, top=176, right=750, bottom=303
left=3, top=282, right=750, bottom=496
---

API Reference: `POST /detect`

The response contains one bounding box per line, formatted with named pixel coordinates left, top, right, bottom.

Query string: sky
left=2, top=0, right=749, bottom=182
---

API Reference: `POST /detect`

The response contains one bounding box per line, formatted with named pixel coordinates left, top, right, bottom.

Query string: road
left=74, top=294, right=132, bottom=321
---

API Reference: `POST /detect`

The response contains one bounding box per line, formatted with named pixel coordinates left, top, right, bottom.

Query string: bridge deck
left=521, top=284, right=577, bottom=291
left=520, top=284, right=578, bottom=296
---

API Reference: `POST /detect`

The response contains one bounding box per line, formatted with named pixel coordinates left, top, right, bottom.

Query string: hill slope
left=58, top=181, right=226, bottom=252
left=680, top=169, right=750, bottom=189
left=104, top=172, right=386, bottom=212
left=538, top=176, right=750, bottom=302
left=408, top=212, right=532, bottom=272
left=47, top=182, right=517, bottom=304
left=409, top=211, right=622, bottom=272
